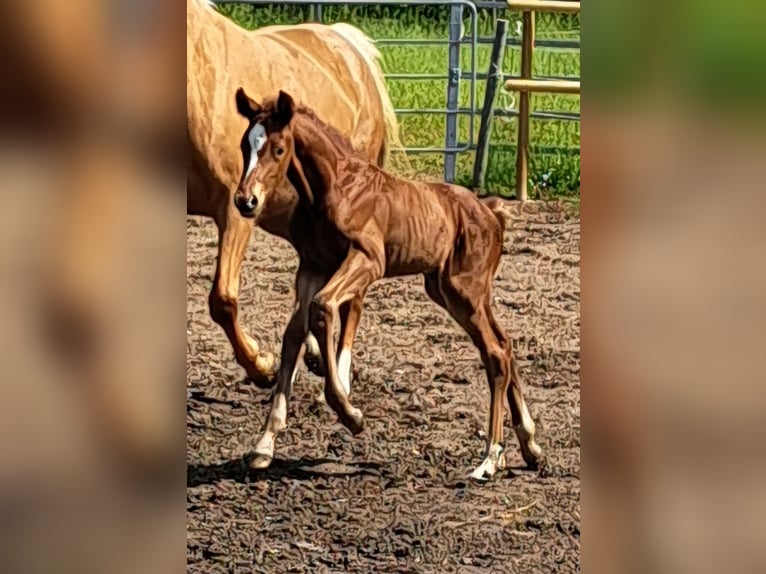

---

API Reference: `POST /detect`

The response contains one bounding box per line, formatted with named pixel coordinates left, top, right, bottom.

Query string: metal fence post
left=312, top=3, right=323, bottom=22
left=471, top=18, right=508, bottom=191
left=444, top=3, right=463, bottom=183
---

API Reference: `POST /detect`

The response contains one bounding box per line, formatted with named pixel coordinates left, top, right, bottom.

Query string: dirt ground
left=187, top=200, right=580, bottom=573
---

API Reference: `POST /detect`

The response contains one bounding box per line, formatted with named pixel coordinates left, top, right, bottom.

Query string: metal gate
left=212, top=0, right=479, bottom=183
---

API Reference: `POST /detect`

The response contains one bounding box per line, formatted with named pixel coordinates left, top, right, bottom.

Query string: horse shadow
left=187, top=454, right=384, bottom=487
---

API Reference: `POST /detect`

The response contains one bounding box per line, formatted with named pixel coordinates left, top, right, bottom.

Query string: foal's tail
left=481, top=196, right=510, bottom=230
left=329, top=23, right=404, bottom=167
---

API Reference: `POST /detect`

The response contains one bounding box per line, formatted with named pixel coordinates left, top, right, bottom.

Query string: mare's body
left=186, top=0, right=400, bottom=384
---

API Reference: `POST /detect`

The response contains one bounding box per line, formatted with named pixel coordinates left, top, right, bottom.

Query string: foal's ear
left=275, top=90, right=296, bottom=126
left=235, top=87, right=260, bottom=119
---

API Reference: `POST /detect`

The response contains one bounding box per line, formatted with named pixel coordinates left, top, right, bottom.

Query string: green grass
left=216, top=4, right=580, bottom=199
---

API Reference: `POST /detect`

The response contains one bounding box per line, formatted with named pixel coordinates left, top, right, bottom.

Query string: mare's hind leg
left=309, top=249, right=381, bottom=434
left=209, top=211, right=276, bottom=388
left=430, top=271, right=541, bottom=480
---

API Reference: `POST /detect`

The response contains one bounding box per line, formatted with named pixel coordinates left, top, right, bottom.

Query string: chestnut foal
left=234, top=88, right=542, bottom=480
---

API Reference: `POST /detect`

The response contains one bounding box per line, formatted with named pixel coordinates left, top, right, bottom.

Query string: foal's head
left=233, top=87, right=297, bottom=219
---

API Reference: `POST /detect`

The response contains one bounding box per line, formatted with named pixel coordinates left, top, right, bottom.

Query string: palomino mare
left=233, top=89, right=543, bottom=481
left=187, top=0, right=400, bottom=385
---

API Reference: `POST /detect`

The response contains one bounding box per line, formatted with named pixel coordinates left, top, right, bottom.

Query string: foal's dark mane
left=292, top=105, right=367, bottom=160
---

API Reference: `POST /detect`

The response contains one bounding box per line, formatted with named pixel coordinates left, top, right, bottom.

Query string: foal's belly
left=383, top=219, right=453, bottom=277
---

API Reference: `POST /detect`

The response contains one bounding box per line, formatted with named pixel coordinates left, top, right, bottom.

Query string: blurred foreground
left=585, top=0, right=766, bottom=572
left=0, top=1, right=184, bottom=572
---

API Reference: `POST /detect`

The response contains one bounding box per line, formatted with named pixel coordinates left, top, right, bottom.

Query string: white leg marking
left=254, top=432, right=275, bottom=458
left=271, top=392, right=288, bottom=431
left=514, top=398, right=542, bottom=463
left=520, top=399, right=536, bottom=437
left=252, top=391, right=288, bottom=469
left=305, top=333, right=320, bottom=358
left=471, top=443, right=505, bottom=480
left=337, top=348, right=352, bottom=396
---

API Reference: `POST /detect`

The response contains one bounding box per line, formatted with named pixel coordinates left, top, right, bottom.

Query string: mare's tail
left=329, top=23, right=404, bottom=167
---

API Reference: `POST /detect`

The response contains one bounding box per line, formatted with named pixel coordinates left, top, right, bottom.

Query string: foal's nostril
left=235, top=193, right=257, bottom=216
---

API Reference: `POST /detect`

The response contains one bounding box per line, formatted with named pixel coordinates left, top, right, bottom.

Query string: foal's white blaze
left=246, top=123, right=267, bottom=177
left=338, top=348, right=352, bottom=395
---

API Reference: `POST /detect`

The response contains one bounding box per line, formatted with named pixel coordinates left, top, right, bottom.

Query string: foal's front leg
left=251, top=266, right=326, bottom=469
left=307, top=296, right=364, bottom=405
left=309, top=249, right=380, bottom=435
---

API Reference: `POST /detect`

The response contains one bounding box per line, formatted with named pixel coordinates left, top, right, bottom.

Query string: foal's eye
left=275, top=147, right=285, bottom=157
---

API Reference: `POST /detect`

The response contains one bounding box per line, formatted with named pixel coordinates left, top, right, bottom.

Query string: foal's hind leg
left=336, top=295, right=364, bottom=396
left=431, top=271, right=540, bottom=480
left=486, top=303, right=542, bottom=468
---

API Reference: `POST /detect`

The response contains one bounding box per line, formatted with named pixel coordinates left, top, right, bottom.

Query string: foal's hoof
left=469, top=445, right=506, bottom=482
left=342, top=408, right=365, bottom=436
left=249, top=451, right=274, bottom=470
left=518, top=437, right=543, bottom=469
left=244, top=371, right=277, bottom=390
left=303, top=353, right=326, bottom=377
left=521, top=444, right=543, bottom=470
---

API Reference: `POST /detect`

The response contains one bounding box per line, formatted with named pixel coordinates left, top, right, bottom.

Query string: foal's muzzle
left=234, top=192, right=258, bottom=218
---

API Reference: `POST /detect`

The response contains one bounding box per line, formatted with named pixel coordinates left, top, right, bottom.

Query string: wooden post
left=504, top=78, right=580, bottom=94
left=472, top=19, right=509, bottom=191
left=515, top=10, right=535, bottom=201
left=507, top=1, right=580, bottom=13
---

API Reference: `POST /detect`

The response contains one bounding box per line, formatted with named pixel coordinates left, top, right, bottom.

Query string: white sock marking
left=272, top=392, right=287, bottom=430
left=520, top=400, right=536, bottom=436
left=337, top=348, right=352, bottom=395
left=305, top=333, right=320, bottom=358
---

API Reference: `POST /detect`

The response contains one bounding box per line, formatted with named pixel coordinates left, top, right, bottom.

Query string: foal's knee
left=208, top=286, right=237, bottom=326
left=308, top=296, right=334, bottom=338
left=485, top=344, right=510, bottom=383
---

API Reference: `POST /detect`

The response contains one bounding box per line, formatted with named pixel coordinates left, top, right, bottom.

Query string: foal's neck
left=290, top=110, right=356, bottom=203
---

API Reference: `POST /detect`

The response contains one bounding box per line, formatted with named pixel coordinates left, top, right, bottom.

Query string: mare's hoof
left=244, top=372, right=277, bottom=390
left=250, top=452, right=273, bottom=470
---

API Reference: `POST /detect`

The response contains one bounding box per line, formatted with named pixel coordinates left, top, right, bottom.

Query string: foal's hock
left=236, top=88, right=542, bottom=480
